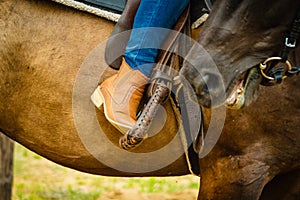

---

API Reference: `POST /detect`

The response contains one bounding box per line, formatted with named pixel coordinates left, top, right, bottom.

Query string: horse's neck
left=201, top=0, right=300, bottom=47
left=290, top=44, right=300, bottom=66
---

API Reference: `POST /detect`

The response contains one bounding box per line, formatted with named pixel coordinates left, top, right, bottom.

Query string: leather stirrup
left=119, top=4, right=192, bottom=150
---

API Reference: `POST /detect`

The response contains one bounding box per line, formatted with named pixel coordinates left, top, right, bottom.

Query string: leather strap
left=119, top=5, right=191, bottom=150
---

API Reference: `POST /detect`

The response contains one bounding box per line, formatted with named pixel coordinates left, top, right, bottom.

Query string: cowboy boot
left=105, top=0, right=141, bottom=69
left=91, top=59, right=149, bottom=133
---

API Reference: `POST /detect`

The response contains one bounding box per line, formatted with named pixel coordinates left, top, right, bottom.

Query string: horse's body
left=0, top=0, right=299, bottom=199
left=0, top=0, right=191, bottom=177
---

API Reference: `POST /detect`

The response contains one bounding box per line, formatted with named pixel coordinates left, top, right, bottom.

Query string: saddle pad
left=78, top=0, right=126, bottom=13
left=52, top=0, right=122, bottom=22
left=52, top=0, right=210, bottom=28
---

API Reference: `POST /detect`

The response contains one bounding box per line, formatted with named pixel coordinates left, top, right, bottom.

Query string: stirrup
left=119, top=4, right=191, bottom=150
left=119, top=70, right=173, bottom=150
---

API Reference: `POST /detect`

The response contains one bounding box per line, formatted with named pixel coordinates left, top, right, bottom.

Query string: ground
left=12, top=143, right=199, bottom=200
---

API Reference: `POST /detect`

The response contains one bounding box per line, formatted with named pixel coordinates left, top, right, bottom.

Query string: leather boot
left=105, top=0, right=141, bottom=69
left=91, top=59, right=149, bottom=133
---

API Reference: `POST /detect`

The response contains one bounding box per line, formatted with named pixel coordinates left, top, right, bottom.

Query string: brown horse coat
left=0, top=0, right=192, bottom=177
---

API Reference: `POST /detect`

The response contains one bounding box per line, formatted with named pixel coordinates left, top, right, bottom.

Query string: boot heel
left=91, top=86, right=104, bottom=108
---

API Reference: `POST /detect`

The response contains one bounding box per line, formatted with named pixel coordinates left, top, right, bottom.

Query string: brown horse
left=0, top=0, right=194, bottom=177
left=180, top=0, right=300, bottom=199
left=0, top=0, right=299, bottom=200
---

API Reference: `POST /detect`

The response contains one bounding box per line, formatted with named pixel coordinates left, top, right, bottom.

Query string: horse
left=0, top=0, right=195, bottom=177
left=180, top=0, right=300, bottom=199
left=0, top=0, right=299, bottom=200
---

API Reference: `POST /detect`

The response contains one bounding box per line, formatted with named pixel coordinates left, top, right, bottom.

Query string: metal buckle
left=259, top=57, right=292, bottom=81
left=285, top=37, right=297, bottom=48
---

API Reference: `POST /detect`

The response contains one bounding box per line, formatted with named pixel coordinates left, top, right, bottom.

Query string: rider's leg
left=124, top=0, right=189, bottom=77
left=105, top=0, right=141, bottom=69
left=92, top=0, right=189, bottom=133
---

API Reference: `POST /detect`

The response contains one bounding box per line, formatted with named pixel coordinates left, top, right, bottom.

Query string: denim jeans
left=123, top=0, right=189, bottom=77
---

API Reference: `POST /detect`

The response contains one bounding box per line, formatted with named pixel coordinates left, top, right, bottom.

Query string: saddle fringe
left=52, top=0, right=121, bottom=22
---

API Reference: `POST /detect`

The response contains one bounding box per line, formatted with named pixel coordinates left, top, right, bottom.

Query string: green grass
left=12, top=143, right=199, bottom=200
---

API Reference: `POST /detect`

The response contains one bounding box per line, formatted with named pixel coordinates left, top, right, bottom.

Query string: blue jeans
left=123, top=0, right=189, bottom=77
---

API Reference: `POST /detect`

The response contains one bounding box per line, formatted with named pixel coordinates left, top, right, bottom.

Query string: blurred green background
left=12, top=143, right=199, bottom=200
